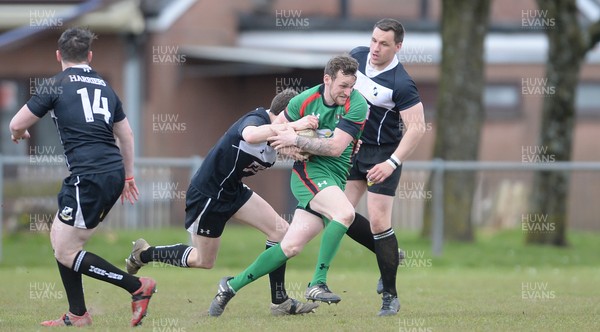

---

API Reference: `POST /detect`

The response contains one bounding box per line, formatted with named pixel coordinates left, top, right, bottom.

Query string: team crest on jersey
left=60, top=206, right=74, bottom=221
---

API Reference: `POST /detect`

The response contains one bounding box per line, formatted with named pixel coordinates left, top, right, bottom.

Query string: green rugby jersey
left=284, top=84, right=368, bottom=182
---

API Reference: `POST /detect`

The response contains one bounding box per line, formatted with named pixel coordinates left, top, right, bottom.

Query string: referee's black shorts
left=56, top=168, right=125, bottom=229
left=347, top=143, right=402, bottom=196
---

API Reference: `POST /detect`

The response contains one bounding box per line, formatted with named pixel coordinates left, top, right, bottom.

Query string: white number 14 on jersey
left=76, top=87, right=111, bottom=124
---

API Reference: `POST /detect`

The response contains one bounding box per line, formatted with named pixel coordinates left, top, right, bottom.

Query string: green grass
left=1, top=227, right=599, bottom=331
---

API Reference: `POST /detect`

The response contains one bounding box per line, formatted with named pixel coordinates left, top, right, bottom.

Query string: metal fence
left=1, top=154, right=600, bottom=261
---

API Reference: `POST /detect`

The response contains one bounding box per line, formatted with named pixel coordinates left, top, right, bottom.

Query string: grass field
left=1, top=227, right=599, bottom=331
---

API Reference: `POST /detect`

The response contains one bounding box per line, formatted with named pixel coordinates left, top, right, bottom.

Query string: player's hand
left=121, top=178, right=139, bottom=205
left=290, top=115, right=319, bottom=131
left=11, top=130, right=31, bottom=143
left=366, top=160, right=395, bottom=185
left=353, top=139, right=363, bottom=156
left=268, top=126, right=298, bottom=149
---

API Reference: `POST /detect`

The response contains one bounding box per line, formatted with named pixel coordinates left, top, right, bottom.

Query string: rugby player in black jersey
left=10, top=27, right=155, bottom=327
left=125, top=88, right=320, bottom=316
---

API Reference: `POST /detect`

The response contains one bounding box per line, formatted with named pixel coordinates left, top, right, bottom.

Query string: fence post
left=432, top=158, right=444, bottom=256
left=0, top=154, right=3, bottom=262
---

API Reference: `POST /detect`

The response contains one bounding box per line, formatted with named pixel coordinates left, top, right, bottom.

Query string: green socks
left=229, top=243, right=288, bottom=292
left=309, top=220, right=348, bottom=286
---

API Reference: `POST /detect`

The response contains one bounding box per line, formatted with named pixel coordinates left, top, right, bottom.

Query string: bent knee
left=53, top=249, right=79, bottom=268
left=265, top=221, right=288, bottom=241
left=187, top=257, right=215, bottom=269
left=330, top=208, right=355, bottom=227
left=280, top=242, right=303, bottom=258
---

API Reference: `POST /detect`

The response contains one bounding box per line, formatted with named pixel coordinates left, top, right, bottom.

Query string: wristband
left=125, top=176, right=135, bottom=182
left=389, top=154, right=401, bottom=166
left=386, top=159, right=397, bottom=170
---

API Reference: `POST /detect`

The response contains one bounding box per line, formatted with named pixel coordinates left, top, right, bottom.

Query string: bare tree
left=422, top=0, right=491, bottom=241
left=527, top=0, right=600, bottom=245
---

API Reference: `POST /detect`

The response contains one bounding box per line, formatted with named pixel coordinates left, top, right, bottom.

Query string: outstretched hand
left=121, top=178, right=139, bottom=205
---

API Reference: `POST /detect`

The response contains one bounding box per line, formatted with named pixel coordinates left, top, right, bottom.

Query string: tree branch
left=585, top=19, right=600, bottom=53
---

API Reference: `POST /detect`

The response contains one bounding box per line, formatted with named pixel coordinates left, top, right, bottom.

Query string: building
left=1, top=0, right=599, bottom=231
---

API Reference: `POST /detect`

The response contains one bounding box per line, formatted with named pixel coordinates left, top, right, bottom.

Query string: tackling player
left=125, top=88, right=320, bottom=316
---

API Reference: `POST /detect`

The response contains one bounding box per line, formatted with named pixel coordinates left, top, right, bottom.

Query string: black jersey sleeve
left=235, top=108, right=270, bottom=138
left=113, top=96, right=126, bottom=122
left=26, top=78, right=60, bottom=118
left=394, top=71, right=421, bottom=111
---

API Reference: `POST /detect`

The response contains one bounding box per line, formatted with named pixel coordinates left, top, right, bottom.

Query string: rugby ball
left=296, top=128, right=318, bottom=138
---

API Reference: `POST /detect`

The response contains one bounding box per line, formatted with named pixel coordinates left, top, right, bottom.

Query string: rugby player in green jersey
left=208, top=55, right=368, bottom=316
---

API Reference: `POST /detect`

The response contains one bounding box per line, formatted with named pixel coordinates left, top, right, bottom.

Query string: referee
left=345, top=18, right=426, bottom=316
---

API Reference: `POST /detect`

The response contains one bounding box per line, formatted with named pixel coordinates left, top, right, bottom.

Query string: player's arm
left=393, top=102, right=426, bottom=162
left=269, top=125, right=355, bottom=157
left=366, top=102, right=426, bottom=184
left=9, top=105, right=40, bottom=143
left=114, top=118, right=135, bottom=178
left=272, top=111, right=288, bottom=125
left=114, top=118, right=139, bottom=204
left=296, top=128, right=354, bottom=157
left=269, top=93, right=367, bottom=157
left=242, top=114, right=318, bottom=144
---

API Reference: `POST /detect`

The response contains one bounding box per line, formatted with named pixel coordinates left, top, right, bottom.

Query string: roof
left=180, top=31, right=600, bottom=72
left=0, top=0, right=144, bottom=33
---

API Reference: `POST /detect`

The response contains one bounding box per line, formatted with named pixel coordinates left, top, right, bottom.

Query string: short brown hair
left=374, top=18, right=404, bottom=44
left=270, top=88, right=298, bottom=115
left=324, top=55, right=358, bottom=80
left=58, top=27, right=96, bottom=63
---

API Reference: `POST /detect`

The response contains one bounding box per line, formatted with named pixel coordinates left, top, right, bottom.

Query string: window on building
left=576, top=83, right=600, bottom=117
left=484, top=84, right=521, bottom=119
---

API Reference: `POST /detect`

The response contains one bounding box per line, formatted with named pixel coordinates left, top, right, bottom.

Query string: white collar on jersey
left=365, top=53, right=399, bottom=78
left=69, top=64, right=92, bottom=70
